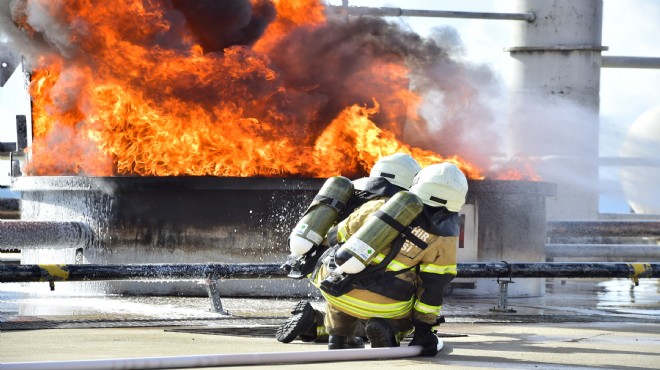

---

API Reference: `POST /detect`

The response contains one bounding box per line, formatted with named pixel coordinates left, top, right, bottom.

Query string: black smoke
left=170, top=0, right=276, bottom=51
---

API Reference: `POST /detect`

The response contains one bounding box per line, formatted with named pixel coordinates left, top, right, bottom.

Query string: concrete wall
left=14, top=177, right=556, bottom=298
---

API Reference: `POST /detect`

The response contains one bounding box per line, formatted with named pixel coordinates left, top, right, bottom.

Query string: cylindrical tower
left=620, top=105, right=660, bottom=214
left=507, top=0, right=604, bottom=220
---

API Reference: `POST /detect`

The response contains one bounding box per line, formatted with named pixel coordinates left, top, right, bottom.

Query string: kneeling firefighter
left=276, top=153, right=421, bottom=344
left=284, top=162, right=468, bottom=355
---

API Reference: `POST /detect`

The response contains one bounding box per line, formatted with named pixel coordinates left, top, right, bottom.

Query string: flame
left=315, top=102, right=483, bottom=179
left=489, top=156, right=541, bottom=181
left=253, top=0, right=326, bottom=53
left=19, top=0, right=510, bottom=180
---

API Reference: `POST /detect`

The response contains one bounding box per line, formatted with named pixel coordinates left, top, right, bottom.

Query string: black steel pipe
left=547, top=221, right=660, bottom=238
left=0, top=263, right=285, bottom=283
left=0, top=221, right=93, bottom=250
left=0, top=198, right=20, bottom=220
left=1, top=262, right=658, bottom=283
left=458, top=262, right=659, bottom=279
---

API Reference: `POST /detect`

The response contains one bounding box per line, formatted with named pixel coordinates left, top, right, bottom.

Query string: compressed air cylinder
left=289, top=176, right=354, bottom=257
left=333, top=191, right=424, bottom=275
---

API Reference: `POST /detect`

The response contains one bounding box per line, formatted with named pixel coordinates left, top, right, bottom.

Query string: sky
left=329, top=0, right=660, bottom=213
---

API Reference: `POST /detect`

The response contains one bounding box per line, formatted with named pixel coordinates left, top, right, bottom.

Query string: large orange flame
left=19, top=0, right=501, bottom=180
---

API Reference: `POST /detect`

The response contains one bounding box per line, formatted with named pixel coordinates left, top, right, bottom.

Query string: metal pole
left=602, top=56, right=660, bottom=69
left=547, top=220, right=660, bottom=238
left=326, top=5, right=535, bottom=21
left=598, top=156, right=660, bottom=167
left=1, top=262, right=658, bottom=283
left=0, top=220, right=92, bottom=250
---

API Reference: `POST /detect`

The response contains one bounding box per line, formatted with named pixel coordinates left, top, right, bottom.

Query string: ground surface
left=1, top=278, right=659, bottom=369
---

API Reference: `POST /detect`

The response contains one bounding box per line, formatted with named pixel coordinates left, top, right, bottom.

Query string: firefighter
left=280, top=162, right=468, bottom=356
left=276, top=152, right=422, bottom=345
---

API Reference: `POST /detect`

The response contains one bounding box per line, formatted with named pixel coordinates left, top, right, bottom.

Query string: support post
left=204, top=278, right=228, bottom=315
left=490, top=279, right=517, bottom=313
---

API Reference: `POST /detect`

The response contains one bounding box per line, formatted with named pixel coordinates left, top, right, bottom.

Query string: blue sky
left=329, top=0, right=660, bottom=213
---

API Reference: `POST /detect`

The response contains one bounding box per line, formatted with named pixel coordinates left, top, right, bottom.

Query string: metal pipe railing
left=326, top=5, right=536, bottom=22
left=1, top=262, right=657, bottom=283
left=0, top=263, right=284, bottom=283
left=457, top=262, right=658, bottom=279
left=0, top=220, right=92, bottom=250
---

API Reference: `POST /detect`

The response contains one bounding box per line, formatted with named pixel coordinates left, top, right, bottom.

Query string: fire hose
left=0, top=343, right=442, bottom=370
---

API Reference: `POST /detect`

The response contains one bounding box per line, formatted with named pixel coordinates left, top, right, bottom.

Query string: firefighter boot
left=328, top=335, right=365, bottom=350
left=365, top=318, right=399, bottom=348
left=275, top=301, right=316, bottom=343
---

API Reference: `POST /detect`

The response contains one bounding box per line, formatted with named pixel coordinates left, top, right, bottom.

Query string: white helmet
left=369, top=153, right=422, bottom=189
left=410, top=162, right=468, bottom=212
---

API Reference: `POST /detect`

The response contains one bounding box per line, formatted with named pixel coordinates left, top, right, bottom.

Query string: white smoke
left=506, top=93, right=601, bottom=219
left=404, top=25, right=507, bottom=172
left=0, top=0, right=63, bottom=64
left=18, top=0, right=75, bottom=56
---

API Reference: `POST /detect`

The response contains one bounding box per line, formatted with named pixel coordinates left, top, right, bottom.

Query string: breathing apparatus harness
left=318, top=205, right=459, bottom=300
left=318, top=211, right=428, bottom=301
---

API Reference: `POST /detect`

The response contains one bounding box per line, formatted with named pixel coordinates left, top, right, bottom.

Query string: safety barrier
left=2, top=262, right=657, bottom=283
left=2, top=262, right=657, bottom=314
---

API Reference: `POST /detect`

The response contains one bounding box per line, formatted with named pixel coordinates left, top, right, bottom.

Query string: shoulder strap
left=313, top=194, right=347, bottom=212
left=374, top=211, right=428, bottom=250
left=373, top=210, right=406, bottom=233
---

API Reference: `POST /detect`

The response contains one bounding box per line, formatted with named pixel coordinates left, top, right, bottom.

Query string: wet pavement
left=1, top=278, right=659, bottom=369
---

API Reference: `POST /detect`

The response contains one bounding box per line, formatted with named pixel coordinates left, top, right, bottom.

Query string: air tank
left=289, top=176, right=354, bottom=257
left=333, top=191, right=423, bottom=275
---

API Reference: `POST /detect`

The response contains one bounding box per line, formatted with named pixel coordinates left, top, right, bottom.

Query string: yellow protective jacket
left=314, top=198, right=459, bottom=325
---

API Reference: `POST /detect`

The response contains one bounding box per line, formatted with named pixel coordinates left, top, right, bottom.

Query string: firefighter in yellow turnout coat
left=314, top=162, right=468, bottom=355
left=276, top=153, right=422, bottom=345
